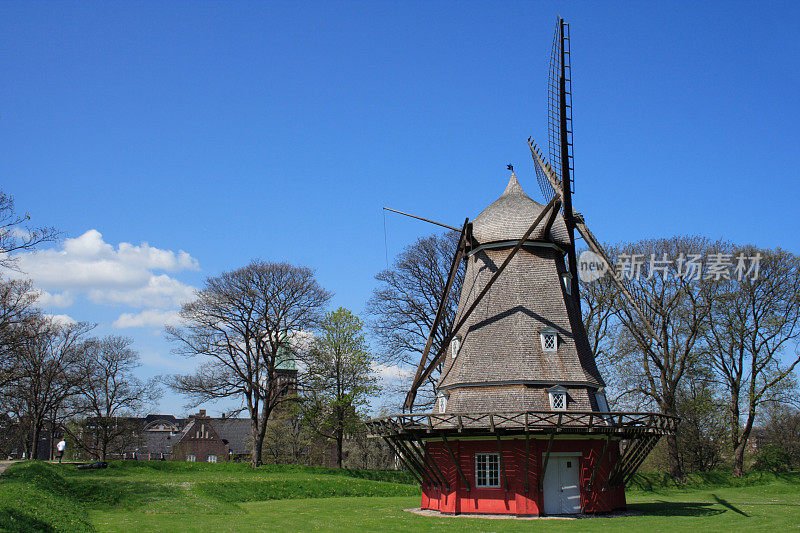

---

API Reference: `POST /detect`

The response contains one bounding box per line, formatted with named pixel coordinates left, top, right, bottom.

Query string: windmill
left=369, top=17, right=675, bottom=517
left=401, top=17, right=658, bottom=413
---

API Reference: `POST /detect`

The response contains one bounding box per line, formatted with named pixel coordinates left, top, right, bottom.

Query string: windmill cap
left=471, top=173, right=570, bottom=246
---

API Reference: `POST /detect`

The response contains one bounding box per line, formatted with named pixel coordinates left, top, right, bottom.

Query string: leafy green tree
left=303, top=308, right=379, bottom=468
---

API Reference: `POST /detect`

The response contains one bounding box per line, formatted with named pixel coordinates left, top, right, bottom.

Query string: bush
left=753, top=445, right=793, bottom=473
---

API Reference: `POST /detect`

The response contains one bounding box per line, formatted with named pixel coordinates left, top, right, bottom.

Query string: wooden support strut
left=587, top=435, right=611, bottom=491
left=618, top=435, right=660, bottom=486
left=392, top=434, right=436, bottom=487
left=413, top=436, right=450, bottom=491
left=621, top=436, right=661, bottom=486
left=527, top=138, right=661, bottom=347
left=606, top=436, right=649, bottom=489
left=403, top=219, right=469, bottom=411
left=539, top=432, right=556, bottom=492
left=440, top=432, right=470, bottom=492
left=382, top=437, right=424, bottom=485
left=495, top=431, right=510, bottom=492
left=405, top=195, right=562, bottom=409
left=524, top=412, right=531, bottom=493
left=615, top=436, right=654, bottom=479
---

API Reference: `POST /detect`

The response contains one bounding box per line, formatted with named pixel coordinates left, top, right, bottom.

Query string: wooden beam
left=539, top=433, right=556, bottom=492
left=495, top=432, right=510, bottom=492
left=587, top=435, right=611, bottom=491
left=543, top=195, right=561, bottom=239
left=382, top=437, right=423, bottom=485
left=524, top=412, right=531, bottom=493
left=413, top=437, right=450, bottom=491
left=529, top=137, right=661, bottom=347
left=574, top=221, right=661, bottom=345
left=621, top=436, right=660, bottom=486
left=440, top=432, right=469, bottom=491
left=407, top=196, right=562, bottom=397
left=393, top=436, right=436, bottom=487
left=404, top=219, right=469, bottom=410
left=382, top=207, right=461, bottom=232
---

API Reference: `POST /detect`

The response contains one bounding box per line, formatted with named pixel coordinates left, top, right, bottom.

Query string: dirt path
left=0, top=460, right=14, bottom=476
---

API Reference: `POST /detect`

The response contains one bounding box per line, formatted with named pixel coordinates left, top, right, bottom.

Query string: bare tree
left=167, top=260, right=331, bottom=467
left=302, top=307, right=378, bottom=468
left=0, top=278, right=40, bottom=389
left=580, top=257, right=624, bottom=403
left=0, top=191, right=60, bottom=271
left=597, top=236, right=721, bottom=480
left=367, top=232, right=462, bottom=409
left=705, top=247, right=800, bottom=476
left=70, top=336, right=158, bottom=460
left=6, top=316, right=92, bottom=459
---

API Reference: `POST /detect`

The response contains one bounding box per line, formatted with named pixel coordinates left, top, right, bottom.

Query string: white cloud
left=11, top=229, right=199, bottom=310
left=372, top=363, right=413, bottom=382
left=89, top=274, right=196, bottom=308
left=36, top=290, right=74, bottom=308
left=113, top=309, right=183, bottom=329
left=47, top=313, right=77, bottom=326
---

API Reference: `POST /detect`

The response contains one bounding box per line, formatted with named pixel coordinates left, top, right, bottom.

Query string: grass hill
left=1, top=461, right=798, bottom=532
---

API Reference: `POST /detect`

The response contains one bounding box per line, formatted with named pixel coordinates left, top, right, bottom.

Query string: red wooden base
left=419, top=437, right=626, bottom=516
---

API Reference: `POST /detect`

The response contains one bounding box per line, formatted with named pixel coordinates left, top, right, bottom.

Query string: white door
left=542, top=456, right=581, bottom=514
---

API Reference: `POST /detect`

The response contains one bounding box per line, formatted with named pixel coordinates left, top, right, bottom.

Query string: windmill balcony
left=367, top=409, right=677, bottom=516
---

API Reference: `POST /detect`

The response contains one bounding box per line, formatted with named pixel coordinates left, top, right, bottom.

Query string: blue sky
left=2, top=1, right=799, bottom=414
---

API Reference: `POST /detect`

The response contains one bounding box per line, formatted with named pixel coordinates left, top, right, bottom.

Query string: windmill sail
left=547, top=17, right=574, bottom=195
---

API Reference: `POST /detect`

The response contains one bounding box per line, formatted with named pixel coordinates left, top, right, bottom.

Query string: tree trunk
left=337, top=430, right=343, bottom=469
left=733, top=407, right=756, bottom=477
left=250, top=416, right=263, bottom=467
left=30, top=422, right=41, bottom=460
left=663, top=401, right=684, bottom=481
left=251, top=434, right=263, bottom=467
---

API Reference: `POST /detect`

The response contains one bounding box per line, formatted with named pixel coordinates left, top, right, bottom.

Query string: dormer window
left=540, top=327, right=558, bottom=353
left=548, top=385, right=568, bottom=411
left=451, top=336, right=462, bottom=359
left=562, top=272, right=573, bottom=295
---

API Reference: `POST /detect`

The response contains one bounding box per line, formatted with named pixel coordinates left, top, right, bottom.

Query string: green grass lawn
left=2, top=461, right=799, bottom=532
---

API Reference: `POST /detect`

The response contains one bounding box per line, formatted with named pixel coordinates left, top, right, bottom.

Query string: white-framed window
left=186, top=454, right=196, bottom=462
left=451, top=336, right=462, bottom=359
left=548, top=385, right=568, bottom=411
left=540, top=328, right=558, bottom=353
left=437, top=393, right=448, bottom=413
left=207, top=454, right=217, bottom=463
left=475, top=453, right=500, bottom=488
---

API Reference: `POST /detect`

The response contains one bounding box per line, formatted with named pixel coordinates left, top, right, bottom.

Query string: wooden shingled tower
left=436, top=172, right=605, bottom=415
left=368, top=17, right=676, bottom=517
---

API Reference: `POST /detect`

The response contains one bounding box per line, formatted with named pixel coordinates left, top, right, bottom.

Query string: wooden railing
left=366, top=410, right=678, bottom=437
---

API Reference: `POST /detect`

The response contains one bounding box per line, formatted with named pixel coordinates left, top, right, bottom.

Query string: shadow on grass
left=0, top=509, right=56, bottom=532
left=712, top=494, right=749, bottom=517
left=629, top=500, right=726, bottom=517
